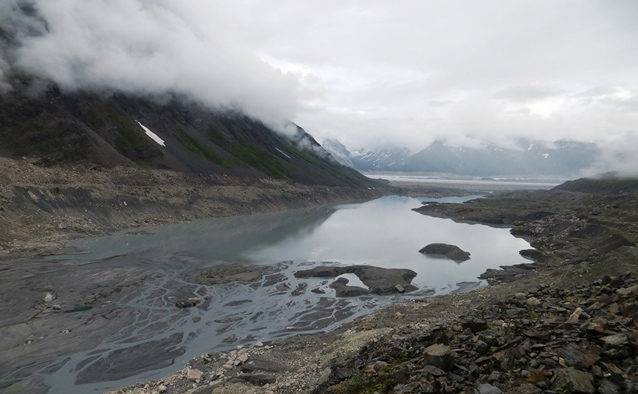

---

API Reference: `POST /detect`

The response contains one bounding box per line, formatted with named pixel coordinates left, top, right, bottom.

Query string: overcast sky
left=2, top=0, right=638, bottom=171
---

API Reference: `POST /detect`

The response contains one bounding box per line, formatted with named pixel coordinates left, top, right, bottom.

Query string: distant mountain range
left=0, top=76, right=376, bottom=188
left=322, top=138, right=600, bottom=177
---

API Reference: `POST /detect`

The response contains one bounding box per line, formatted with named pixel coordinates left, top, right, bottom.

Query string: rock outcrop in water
left=419, top=243, right=471, bottom=262
left=295, top=265, right=418, bottom=295
left=329, top=277, right=370, bottom=297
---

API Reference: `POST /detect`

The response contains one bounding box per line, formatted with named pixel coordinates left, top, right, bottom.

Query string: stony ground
left=105, top=188, right=638, bottom=394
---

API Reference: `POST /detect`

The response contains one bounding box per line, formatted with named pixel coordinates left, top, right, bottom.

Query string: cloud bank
left=0, top=0, right=300, bottom=128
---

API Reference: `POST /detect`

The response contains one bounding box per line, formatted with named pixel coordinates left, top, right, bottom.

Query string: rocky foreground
left=106, top=187, right=638, bottom=394
left=316, top=273, right=638, bottom=394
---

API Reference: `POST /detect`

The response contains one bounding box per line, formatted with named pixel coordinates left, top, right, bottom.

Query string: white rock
left=526, top=297, right=541, bottom=306
left=186, top=368, right=203, bottom=381
left=568, top=307, right=583, bottom=323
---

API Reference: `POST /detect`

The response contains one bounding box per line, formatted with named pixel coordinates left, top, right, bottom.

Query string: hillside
left=0, top=76, right=376, bottom=188
left=0, top=77, right=386, bottom=256
left=553, top=174, right=638, bottom=194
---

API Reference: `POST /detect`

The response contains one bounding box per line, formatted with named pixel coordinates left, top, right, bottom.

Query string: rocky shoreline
left=101, top=187, right=638, bottom=394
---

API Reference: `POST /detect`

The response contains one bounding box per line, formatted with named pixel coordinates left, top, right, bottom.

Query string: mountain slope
left=0, top=78, right=377, bottom=188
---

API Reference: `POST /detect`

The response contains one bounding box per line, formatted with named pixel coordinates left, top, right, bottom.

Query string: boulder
left=328, top=278, right=370, bottom=297
left=423, top=343, right=454, bottom=371
left=175, top=297, right=201, bottom=308
left=557, top=344, right=600, bottom=369
left=295, top=265, right=417, bottom=295
left=553, top=368, right=595, bottom=394
left=478, top=383, right=503, bottom=394
left=187, top=368, right=203, bottom=381
left=419, top=243, right=471, bottom=262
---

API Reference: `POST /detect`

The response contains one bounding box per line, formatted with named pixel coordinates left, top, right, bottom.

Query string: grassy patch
left=176, top=129, right=232, bottom=168
left=229, top=143, right=289, bottom=178
left=327, top=373, right=398, bottom=394
left=84, top=103, right=152, bottom=152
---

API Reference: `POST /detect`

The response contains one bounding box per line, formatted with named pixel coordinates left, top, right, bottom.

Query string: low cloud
left=583, top=132, right=638, bottom=177
left=493, top=85, right=566, bottom=103
left=1, top=0, right=300, bottom=129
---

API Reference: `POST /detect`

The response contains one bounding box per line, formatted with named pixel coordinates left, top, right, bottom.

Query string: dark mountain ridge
left=553, top=173, right=638, bottom=194
left=0, top=76, right=376, bottom=188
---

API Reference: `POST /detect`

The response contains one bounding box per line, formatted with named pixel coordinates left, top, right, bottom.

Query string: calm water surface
left=40, top=195, right=533, bottom=393
left=63, top=195, right=530, bottom=293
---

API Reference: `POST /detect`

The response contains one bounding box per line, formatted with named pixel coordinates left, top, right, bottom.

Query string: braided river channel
left=12, top=195, right=534, bottom=393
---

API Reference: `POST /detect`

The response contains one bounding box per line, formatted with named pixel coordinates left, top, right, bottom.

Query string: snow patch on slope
left=136, top=121, right=166, bottom=147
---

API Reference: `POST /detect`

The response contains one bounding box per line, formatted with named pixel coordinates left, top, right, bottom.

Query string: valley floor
left=104, top=187, right=638, bottom=394
left=2, top=157, right=638, bottom=394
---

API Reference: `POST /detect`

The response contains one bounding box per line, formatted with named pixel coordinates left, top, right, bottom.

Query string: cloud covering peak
left=1, top=0, right=300, bottom=126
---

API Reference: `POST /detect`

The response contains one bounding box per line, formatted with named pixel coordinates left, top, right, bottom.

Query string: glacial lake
left=39, top=195, right=533, bottom=393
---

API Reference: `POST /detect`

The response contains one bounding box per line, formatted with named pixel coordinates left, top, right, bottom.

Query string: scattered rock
left=423, top=343, right=454, bottom=371
left=568, top=306, right=583, bottom=323
left=187, top=368, right=203, bottom=381
left=553, top=367, right=595, bottom=394
left=526, top=297, right=541, bottom=306
left=42, top=292, right=56, bottom=303
left=600, top=333, right=628, bottom=347
left=478, top=383, right=502, bottom=394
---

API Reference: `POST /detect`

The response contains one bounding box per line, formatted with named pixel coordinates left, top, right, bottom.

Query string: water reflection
left=59, top=195, right=531, bottom=294
left=243, top=195, right=530, bottom=293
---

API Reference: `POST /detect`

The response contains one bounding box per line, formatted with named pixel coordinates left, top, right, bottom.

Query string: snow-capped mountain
left=321, top=138, right=600, bottom=177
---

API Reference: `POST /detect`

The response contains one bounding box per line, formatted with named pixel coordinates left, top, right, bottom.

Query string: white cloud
left=6, top=0, right=300, bottom=128
left=1, top=0, right=638, bottom=173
